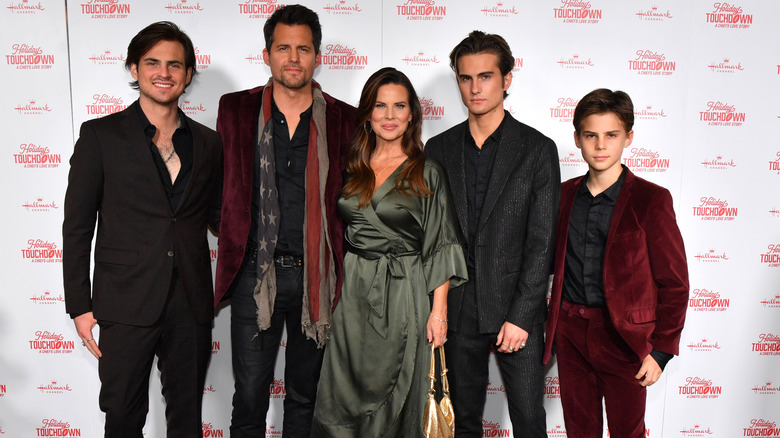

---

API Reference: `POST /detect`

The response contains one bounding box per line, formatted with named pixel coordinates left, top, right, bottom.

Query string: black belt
left=274, top=254, right=303, bottom=267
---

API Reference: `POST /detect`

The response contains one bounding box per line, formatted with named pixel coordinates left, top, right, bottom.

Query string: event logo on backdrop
left=689, top=288, right=730, bottom=312
left=547, top=425, right=567, bottom=437
left=742, top=419, right=780, bottom=437
left=557, top=53, right=594, bottom=70
left=269, top=379, right=285, bottom=399
left=396, top=0, right=446, bottom=21
left=485, top=380, right=505, bottom=396
left=29, top=291, right=65, bottom=305
left=36, top=419, right=81, bottom=437
left=0, top=384, right=5, bottom=398
left=210, top=248, right=217, bottom=263
left=544, top=376, right=560, bottom=399
left=6, top=1, right=46, bottom=14
left=769, top=152, right=780, bottom=174
left=88, top=48, right=125, bottom=65
left=202, top=422, right=225, bottom=437
left=694, top=249, right=729, bottom=263
left=14, top=99, right=51, bottom=115
left=629, top=50, right=676, bottom=76
left=22, top=239, right=62, bottom=263
left=164, top=0, right=204, bottom=14
left=418, top=97, right=444, bottom=121
left=22, top=197, right=59, bottom=212
left=211, top=340, right=221, bottom=355
left=752, top=333, right=780, bottom=356
left=195, top=47, right=211, bottom=70
left=79, top=0, right=130, bottom=19
left=699, top=101, right=746, bottom=126
left=760, top=244, right=780, bottom=267
left=635, top=104, right=667, bottom=120
left=692, top=197, right=737, bottom=221
left=686, top=337, right=722, bottom=352
left=708, top=58, right=743, bottom=74
left=635, top=6, right=672, bottom=21
left=37, top=381, right=73, bottom=395
left=14, top=142, right=61, bottom=169
left=482, top=419, right=511, bottom=437
left=28, top=330, right=74, bottom=353
left=751, top=381, right=780, bottom=395
left=204, top=385, right=217, bottom=395
left=85, top=94, right=127, bottom=117
left=623, top=147, right=670, bottom=173
left=760, top=294, right=780, bottom=308
left=179, top=100, right=207, bottom=116
left=771, top=208, right=780, bottom=219
left=322, top=2, right=362, bottom=15
left=5, top=43, right=55, bottom=69
left=321, top=44, right=368, bottom=70
left=266, top=425, right=282, bottom=437
left=700, top=154, right=736, bottom=170
left=480, top=1, right=518, bottom=18
left=680, top=424, right=714, bottom=436
left=513, top=57, right=523, bottom=72
left=553, top=0, right=603, bottom=24
left=678, top=376, right=722, bottom=399
left=401, top=51, right=439, bottom=67
left=706, top=3, right=752, bottom=29
left=236, top=0, right=280, bottom=19
left=559, top=151, right=587, bottom=168
left=549, top=97, right=578, bottom=123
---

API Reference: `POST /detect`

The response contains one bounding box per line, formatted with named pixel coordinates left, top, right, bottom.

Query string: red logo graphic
left=14, top=99, right=51, bottom=115
left=752, top=381, right=780, bottom=395
left=14, top=143, right=62, bottom=168
left=708, top=58, right=743, bottom=74
left=692, top=197, right=737, bottom=221
left=761, top=244, right=780, bottom=267
left=485, top=380, right=505, bottom=396
left=544, top=376, right=560, bottom=399
left=699, top=101, right=746, bottom=126
left=550, top=97, right=578, bottom=122
left=772, top=208, right=780, bottom=218
left=623, top=147, right=669, bottom=173
left=0, top=384, right=5, bottom=398
left=6, top=1, right=45, bottom=14
left=202, top=422, right=225, bottom=437
left=419, top=97, right=444, bottom=121
left=86, top=94, right=127, bottom=117
left=5, top=43, right=54, bottom=69
left=22, top=197, right=60, bottom=212
left=554, top=0, right=603, bottom=23
left=266, top=425, right=282, bottom=437
left=37, top=381, right=73, bottom=394
left=706, top=2, right=752, bottom=28
left=396, top=0, right=446, bottom=20
left=89, top=49, right=126, bottom=65
left=678, top=377, right=722, bottom=398
left=30, top=291, right=65, bottom=305
left=270, top=379, right=286, bottom=399
left=700, top=154, right=736, bottom=170
left=769, top=152, right=780, bottom=174
left=634, top=105, right=667, bottom=120
left=689, top=288, right=730, bottom=312
left=209, top=248, right=217, bottom=264
left=743, top=419, right=780, bottom=437
left=211, top=341, right=220, bottom=355
left=760, top=294, right=780, bottom=308
left=557, top=53, right=594, bottom=70
left=195, top=47, right=211, bottom=70
left=560, top=151, right=587, bottom=168
left=694, top=249, right=729, bottom=263
left=321, top=44, right=367, bottom=70
left=37, top=419, right=81, bottom=437
left=686, top=337, right=722, bottom=352
left=753, top=334, right=780, bottom=356
left=165, top=0, right=204, bottom=14
left=482, top=420, right=511, bottom=437
left=29, top=331, right=74, bottom=353
left=323, top=1, right=362, bottom=15
left=547, top=424, right=568, bottom=437
left=245, top=52, right=263, bottom=65
left=238, top=0, right=282, bottom=19
left=481, top=1, right=519, bottom=18
left=22, top=239, right=62, bottom=263
left=680, top=424, right=714, bottom=436
left=401, top=51, right=439, bottom=67
left=180, top=100, right=207, bottom=116
left=636, top=6, right=672, bottom=21
left=513, top=57, right=523, bottom=72
left=629, top=50, right=676, bottom=75
left=203, top=384, right=216, bottom=394
left=80, top=0, right=131, bottom=18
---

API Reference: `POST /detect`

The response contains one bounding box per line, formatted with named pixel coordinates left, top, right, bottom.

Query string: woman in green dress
left=311, top=67, right=467, bottom=437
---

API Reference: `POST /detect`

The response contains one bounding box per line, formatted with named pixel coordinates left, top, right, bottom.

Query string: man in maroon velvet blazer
left=543, top=89, right=689, bottom=438
left=214, top=5, right=356, bottom=437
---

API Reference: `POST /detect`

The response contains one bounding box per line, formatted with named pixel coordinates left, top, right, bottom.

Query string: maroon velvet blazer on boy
left=213, top=84, right=356, bottom=306
left=543, top=168, right=689, bottom=364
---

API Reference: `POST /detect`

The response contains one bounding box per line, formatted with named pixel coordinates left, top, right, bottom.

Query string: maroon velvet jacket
left=544, top=168, right=689, bottom=363
left=213, top=84, right=356, bottom=306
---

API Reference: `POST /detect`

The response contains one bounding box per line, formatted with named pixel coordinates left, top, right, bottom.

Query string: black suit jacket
left=425, top=113, right=560, bottom=334
left=63, top=103, right=222, bottom=326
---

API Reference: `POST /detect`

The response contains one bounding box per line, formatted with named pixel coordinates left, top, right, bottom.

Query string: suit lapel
left=606, top=169, right=635, bottom=247
left=240, top=90, right=263, bottom=193
left=478, top=117, right=522, bottom=231
left=442, top=125, right=469, bottom=238
left=122, top=106, right=171, bottom=209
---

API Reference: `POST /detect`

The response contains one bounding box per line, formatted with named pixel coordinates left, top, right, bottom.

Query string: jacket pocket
left=95, top=247, right=138, bottom=266
left=626, top=307, right=656, bottom=324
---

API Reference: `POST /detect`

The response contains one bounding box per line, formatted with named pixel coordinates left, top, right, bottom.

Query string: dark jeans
left=229, top=254, right=324, bottom=438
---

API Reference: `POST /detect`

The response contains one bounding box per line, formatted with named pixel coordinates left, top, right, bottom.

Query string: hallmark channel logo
left=266, top=425, right=282, bottom=437
left=86, top=94, right=127, bottom=117
left=37, top=381, right=73, bottom=394
left=5, top=43, right=55, bottom=69
left=678, top=377, right=722, bottom=399
left=694, top=249, right=729, bottom=263
left=634, top=105, right=667, bottom=120
left=760, top=294, right=780, bottom=308
left=401, top=51, right=439, bottom=67
left=544, top=376, right=560, bottom=399
left=547, top=424, right=567, bottom=437
left=238, top=0, right=283, bottom=19
left=36, top=419, right=81, bottom=437
left=706, top=2, right=752, bottom=29
left=686, top=337, right=722, bottom=352
left=202, top=422, right=225, bottom=437
left=636, top=6, right=672, bottom=21
left=419, top=97, right=444, bottom=121
left=88, top=49, right=125, bottom=65
left=622, top=147, right=669, bottom=173
left=195, top=47, right=211, bottom=70
left=165, top=0, right=204, bottom=14
left=13, top=143, right=61, bottom=169
left=550, top=97, right=578, bottom=123
left=6, top=1, right=45, bottom=14
left=629, top=50, right=676, bottom=76
left=80, top=0, right=131, bottom=19
left=180, top=100, right=207, bottom=116
left=557, top=53, right=594, bottom=70
left=680, top=424, right=714, bottom=436
left=29, top=331, right=74, bottom=353
left=553, top=0, right=603, bottom=24
left=689, top=288, right=730, bottom=312
left=769, top=151, right=780, bottom=174
left=699, top=101, right=746, bottom=126
left=760, top=244, right=780, bottom=268
left=321, top=44, right=367, bottom=70
left=771, top=208, right=780, bottom=219
left=14, top=99, right=51, bottom=115
left=708, top=58, right=743, bottom=74
left=245, top=52, right=263, bottom=66
left=752, top=381, right=780, bottom=395
left=692, top=196, right=737, bottom=221
left=203, top=384, right=216, bottom=394
left=485, top=380, right=505, bottom=396
left=396, top=0, right=446, bottom=21
left=560, top=152, right=587, bottom=168
left=743, top=419, right=780, bottom=437
left=753, top=334, right=780, bottom=356
left=30, top=291, right=65, bottom=305
left=700, top=154, right=736, bottom=170
left=323, top=1, right=362, bottom=15
left=21, top=239, right=62, bottom=263
left=482, top=420, right=511, bottom=437
left=22, top=197, right=59, bottom=212
left=481, top=1, right=519, bottom=18
left=270, top=379, right=286, bottom=399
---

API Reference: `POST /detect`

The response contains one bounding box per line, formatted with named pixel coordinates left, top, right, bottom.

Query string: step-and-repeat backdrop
left=2, top=1, right=779, bottom=436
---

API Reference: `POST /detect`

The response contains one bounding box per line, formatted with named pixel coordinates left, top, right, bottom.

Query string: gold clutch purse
left=423, top=343, right=455, bottom=438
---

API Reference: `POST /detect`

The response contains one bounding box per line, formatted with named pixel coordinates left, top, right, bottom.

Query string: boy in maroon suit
left=543, top=89, right=689, bottom=438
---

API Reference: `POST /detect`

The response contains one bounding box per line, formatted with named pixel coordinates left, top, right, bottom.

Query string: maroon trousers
left=556, top=300, right=647, bottom=438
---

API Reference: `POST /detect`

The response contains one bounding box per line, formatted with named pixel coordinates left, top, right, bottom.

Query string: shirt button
left=167, top=250, right=174, bottom=257
left=579, top=309, right=585, bottom=315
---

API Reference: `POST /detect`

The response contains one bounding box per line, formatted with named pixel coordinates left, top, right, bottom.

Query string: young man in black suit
left=425, top=31, right=560, bottom=437
left=63, top=21, right=222, bottom=437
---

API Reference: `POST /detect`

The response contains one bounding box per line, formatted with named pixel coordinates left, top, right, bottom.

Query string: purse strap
left=438, top=344, right=450, bottom=396
left=427, top=342, right=438, bottom=394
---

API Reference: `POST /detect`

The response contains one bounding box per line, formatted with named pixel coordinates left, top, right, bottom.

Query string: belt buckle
left=277, top=255, right=299, bottom=268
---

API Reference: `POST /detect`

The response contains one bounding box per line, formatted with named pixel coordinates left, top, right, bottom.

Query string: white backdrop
left=2, top=0, right=779, bottom=436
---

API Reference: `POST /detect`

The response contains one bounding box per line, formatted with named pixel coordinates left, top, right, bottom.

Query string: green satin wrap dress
left=312, top=159, right=467, bottom=437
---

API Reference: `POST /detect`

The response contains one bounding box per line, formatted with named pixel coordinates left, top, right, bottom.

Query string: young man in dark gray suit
left=425, top=31, right=560, bottom=437
left=63, top=22, right=221, bottom=437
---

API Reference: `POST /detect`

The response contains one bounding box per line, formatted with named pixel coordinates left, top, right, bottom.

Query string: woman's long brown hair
left=342, top=67, right=432, bottom=208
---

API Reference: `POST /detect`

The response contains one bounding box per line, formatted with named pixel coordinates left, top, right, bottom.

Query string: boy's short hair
left=449, top=30, right=513, bottom=98
left=125, top=21, right=197, bottom=90
left=573, top=88, right=635, bottom=134
left=263, top=4, right=322, bottom=54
